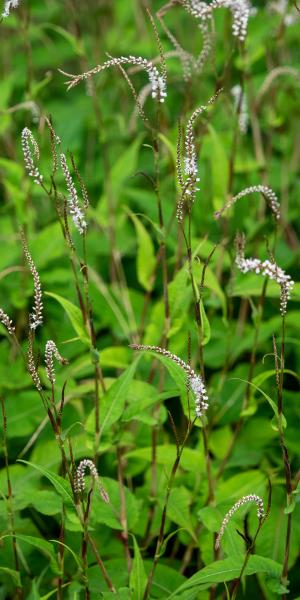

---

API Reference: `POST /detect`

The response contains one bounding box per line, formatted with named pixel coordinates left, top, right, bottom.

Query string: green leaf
left=41, top=23, right=85, bottom=56
left=86, top=358, right=140, bottom=438
left=125, top=208, right=156, bottom=292
left=200, top=299, right=211, bottom=346
left=231, top=377, right=286, bottom=427
left=1, top=534, right=60, bottom=575
left=50, top=540, right=83, bottom=570
left=45, top=292, right=90, bottom=346
left=129, top=535, right=147, bottom=600
left=18, top=460, right=75, bottom=508
left=203, top=265, right=227, bottom=320
left=126, top=445, right=205, bottom=472
left=0, top=567, right=22, bottom=587
left=167, top=555, right=282, bottom=597
left=206, top=125, right=229, bottom=211
left=163, top=486, right=196, bottom=541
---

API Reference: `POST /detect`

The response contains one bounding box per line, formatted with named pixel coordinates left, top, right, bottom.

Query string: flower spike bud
left=130, top=344, right=209, bottom=418
left=177, top=89, right=222, bottom=222
left=21, top=128, right=43, bottom=185
left=45, top=340, right=69, bottom=385
left=0, top=309, right=15, bottom=335
left=215, top=494, right=264, bottom=550
left=74, top=459, right=109, bottom=504
left=20, top=231, right=43, bottom=330
left=28, top=334, right=42, bottom=392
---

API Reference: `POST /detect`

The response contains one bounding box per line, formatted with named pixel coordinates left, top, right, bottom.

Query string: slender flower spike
left=28, top=334, right=42, bottom=392
left=45, top=340, right=69, bottom=384
left=177, top=90, right=222, bottom=222
left=20, top=232, right=43, bottom=330
left=231, top=84, right=248, bottom=134
left=60, top=153, right=87, bottom=235
left=21, top=128, right=43, bottom=185
left=182, top=0, right=251, bottom=43
left=215, top=494, right=264, bottom=550
left=130, top=344, right=209, bottom=418
left=61, top=55, right=167, bottom=103
left=2, top=0, right=20, bottom=17
left=0, top=309, right=15, bottom=335
left=74, top=459, right=110, bottom=504
left=235, top=233, right=294, bottom=316
left=215, top=185, right=280, bottom=221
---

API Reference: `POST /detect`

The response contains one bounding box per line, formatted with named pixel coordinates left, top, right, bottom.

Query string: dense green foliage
left=1, top=0, right=300, bottom=598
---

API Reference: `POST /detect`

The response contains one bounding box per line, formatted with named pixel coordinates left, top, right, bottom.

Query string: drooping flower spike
left=61, top=55, right=167, bottom=103
left=182, top=0, right=252, bottom=43
left=130, top=344, right=209, bottom=418
left=45, top=340, right=69, bottom=385
left=74, top=459, right=110, bottom=504
left=0, top=309, right=15, bottom=335
left=235, top=232, right=294, bottom=316
left=215, top=185, right=280, bottom=221
left=215, top=494, right=264, bottom=549
left=2, top=0, right=20, bottom=18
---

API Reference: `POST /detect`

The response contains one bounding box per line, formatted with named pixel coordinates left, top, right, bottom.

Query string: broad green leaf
left=125, top=208, right=156, bottom=291
left=18, top=460, right=75, bottom=508
left=41, top=23, right=84, bottom=56
left=216, top=470, right=266, bottom=503
left=163, top=486, right=196, bottom=541
left=0, top=567, right=21, bottom=587
left=110, top=136, right=142, bottom=193
left=129, top=535, right=147, bottom=600
left=231, top=377, right=286, bottom=427
left=167, top=555, right=283, bottom=597
left=45, top=292, right=90, bottom=346
left=126, top=445, right=205, bottom=472
left=86, top=358, right=140, bottom=437
left=144, top=562, right=187, bottom=599
left=90, top=477, right=140, bottom=531
left=1, top=534, right=60, bottom=575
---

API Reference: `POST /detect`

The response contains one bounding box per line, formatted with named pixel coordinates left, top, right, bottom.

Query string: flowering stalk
left=215, top=494, right=264, bottom=550
left=20, top=231, right=43, bottom=330
left=28, top=333, right=42, bottom=392
left=21, top=128, right=43, bottom=185
left=130, top=344, right=209, bottom=417
left=74, top=459, right=109, bottom=504
left=177, top=90, right=222, bottom=222
left=235, top=233, right=294, bottom=315
left=231, top=84, right=248, bottom=134
left=60, top=153, right=87, bottom=235
left=45, top=340, right=68, bottom=385
left=215, top=185, right=280, bottom=220
left=182, top=0, right=252, bottom=42
left=61, top=55, right=167, bottom=103
left=0, top=309, right=15, bottom=335
left=2, top=0, right=20, bottom=18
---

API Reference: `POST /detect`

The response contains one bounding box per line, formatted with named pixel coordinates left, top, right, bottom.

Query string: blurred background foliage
left=0, top=0, right=300, bottom=598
